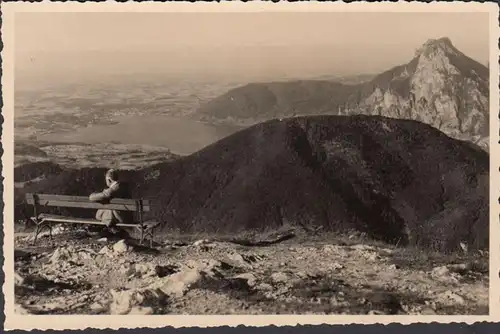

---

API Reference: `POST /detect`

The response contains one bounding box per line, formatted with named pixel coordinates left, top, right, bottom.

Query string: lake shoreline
left=37, top=114, right=243, bottom=156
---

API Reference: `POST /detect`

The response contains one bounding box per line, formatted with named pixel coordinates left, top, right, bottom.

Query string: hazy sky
left=15, top=12, right=490, bottom=81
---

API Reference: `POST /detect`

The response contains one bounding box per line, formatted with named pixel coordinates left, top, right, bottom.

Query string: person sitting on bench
left=89, top=169, right=134, bottom=236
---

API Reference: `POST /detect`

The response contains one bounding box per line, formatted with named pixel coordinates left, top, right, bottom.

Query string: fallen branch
left=222, top=231, right=296, bottom=247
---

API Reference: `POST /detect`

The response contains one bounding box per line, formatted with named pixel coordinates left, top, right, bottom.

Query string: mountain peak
left=415, top=37, right=459, bottom=58
left=426, top=37, right=453, bottom=47
left=198, top=37, right=489, bottom=151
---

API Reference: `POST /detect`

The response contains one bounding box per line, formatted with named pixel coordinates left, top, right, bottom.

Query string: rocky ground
left=14, top=226, right=489, bottom=315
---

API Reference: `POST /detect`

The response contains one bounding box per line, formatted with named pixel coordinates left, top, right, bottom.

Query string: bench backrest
left=25, top=193, right=151, bottom=212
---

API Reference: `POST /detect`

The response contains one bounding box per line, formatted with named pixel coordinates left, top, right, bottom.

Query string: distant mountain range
left=309, top=73, right=376, bottom=85
left=197, top=38, right=489, bottom=151
left=17, top=115, right=488, bottom=252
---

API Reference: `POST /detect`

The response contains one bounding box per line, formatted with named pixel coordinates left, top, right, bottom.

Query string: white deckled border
left=2, top=0, right=499, bottom=330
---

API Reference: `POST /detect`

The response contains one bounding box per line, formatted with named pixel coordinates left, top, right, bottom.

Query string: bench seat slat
left=25, top=194, right=150, bottom=212
left=35, top=215, right=108, bottom=225
left=35, top=214, right=159, bottom=228
left=26, top=199, right=149, bottom=212
left=26, top=193, right=150, bottom=206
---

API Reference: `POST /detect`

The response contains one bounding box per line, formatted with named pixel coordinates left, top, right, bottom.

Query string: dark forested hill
left=17, top=115, right=488, bottom=253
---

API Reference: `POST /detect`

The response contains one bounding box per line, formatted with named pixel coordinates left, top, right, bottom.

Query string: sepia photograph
left=2, top=1, right=499, bottom=329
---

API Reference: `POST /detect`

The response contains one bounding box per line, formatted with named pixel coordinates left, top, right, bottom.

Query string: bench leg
left=144, top=228, right=153, bottom=248
left=147, top=226, right=157, bottom=248
left=24, top=218, right=33, bottom=232
left=138, top=226, right=155, bottom=248
left=33, top=222, right=45, bottom=245
left=140, top=226, right=145, bottom=245
left=48, top=224, right=53, bottom=241
left=151, top=227, right=157, bottom=248
left=134, top=224, right=158, bottom=248
left=32, top=221, right=53, bottom=245
left=33, top=224, right=41, bottom=245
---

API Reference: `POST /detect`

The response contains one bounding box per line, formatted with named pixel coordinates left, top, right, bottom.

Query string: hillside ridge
left=16, top=115, right=489, bottom=253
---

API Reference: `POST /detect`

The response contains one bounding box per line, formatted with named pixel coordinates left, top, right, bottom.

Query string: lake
left=38, top=115, right=244, bottom=155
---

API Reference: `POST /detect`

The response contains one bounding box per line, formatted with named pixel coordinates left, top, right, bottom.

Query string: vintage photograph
left=6, top=3, right=495, bottom=321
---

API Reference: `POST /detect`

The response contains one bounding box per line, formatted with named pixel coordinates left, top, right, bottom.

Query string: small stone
left=134, top=263, right=154, bottom=277
left=129, top=306, right=154, bottom=315
left=49, top=247, right=69, bottom=263
left=296, top=271, right=308, bottom=279
left=109, top=289, right=133, bottom=315
left=379, top=248, right=394, bottom=255
left=448, top=263, right=468, bottom=273
left=331, top=262, right=344, bottom=270
left=351, top=244, right=375, bottom=251
left=192, top=239, right=211, bottom=247
left=234, top=273, right=257, bottom=287
left=437, top=290, right=465, bottom=305
left=99, top=246, right=114, bottom=257
left=109, top=287, right=168, bottom=315
left=224, top=252, right=252, bottom=269
left=322, top=245, right=336, bottom=253
left=270, top=272, right=288, bottom=284
left=97, top=238, right=108, bottom=243
left=310, top=297, right=321, bottom=304
left=420, top=307, right=437, bottom=315
left=257, top=283, right=273, bottom=291
left=160, top=269, right=203, bottom=298
left=388, top=264, right=399, bottom=270
left=15, top=273, right=24, bottom=286
left=119, top=265, right=130, bottom=275
left=330, top=296, right=340, bottom=306
left=113, top=240, right=130, bottom=253
left=306, top=270, right=324, bottom=279
left=90, top=302, right=105, bottom=312
left=432, top=266, right=450, bottom=276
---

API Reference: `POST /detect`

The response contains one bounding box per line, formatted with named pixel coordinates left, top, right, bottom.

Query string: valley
left=14, top=75, right=246, bottom=169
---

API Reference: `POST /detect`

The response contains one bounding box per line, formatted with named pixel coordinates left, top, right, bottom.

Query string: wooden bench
left=25, top=193, right=160, bottom=247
